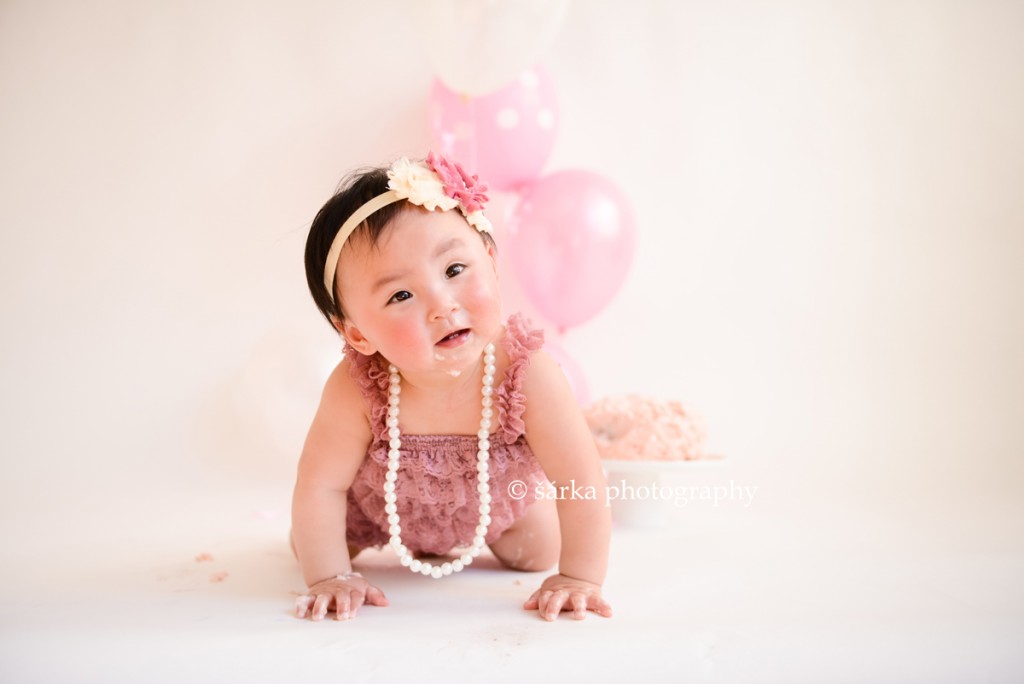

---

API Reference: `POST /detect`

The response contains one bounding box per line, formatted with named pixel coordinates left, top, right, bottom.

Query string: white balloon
left=411, top=0, right=571, bottom=96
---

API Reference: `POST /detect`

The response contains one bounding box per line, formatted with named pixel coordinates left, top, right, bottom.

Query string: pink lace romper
left=344, top=314, right=550, bottom=555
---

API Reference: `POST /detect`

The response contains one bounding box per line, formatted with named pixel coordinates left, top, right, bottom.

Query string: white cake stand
left=600, top=457, right=729, bottom=527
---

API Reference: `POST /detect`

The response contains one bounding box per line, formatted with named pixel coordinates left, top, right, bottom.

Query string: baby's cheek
left=464, top=274, right=501, bottom=313
left=389, top=318, right=427, bottom=347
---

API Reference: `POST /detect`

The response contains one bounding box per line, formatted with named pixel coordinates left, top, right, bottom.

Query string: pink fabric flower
left=427, top=151, right=490, bottom=214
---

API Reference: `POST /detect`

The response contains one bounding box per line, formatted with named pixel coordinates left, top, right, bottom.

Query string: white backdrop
left=1, top=0, right=1022, bottom=565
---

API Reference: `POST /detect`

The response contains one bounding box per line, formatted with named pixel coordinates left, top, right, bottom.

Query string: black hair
left=304, top=167, right=403, bottom=327
left=303, top=163, right=497, bottom=330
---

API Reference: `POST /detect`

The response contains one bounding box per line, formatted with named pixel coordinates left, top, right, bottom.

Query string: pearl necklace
left=385, top=343, right=496, bottom=579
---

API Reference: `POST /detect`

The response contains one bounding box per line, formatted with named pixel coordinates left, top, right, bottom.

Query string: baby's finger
left=522, top=590, right=540, bottom=610
left=349, top=589, right=365, bottom=618
left=543, top=590, right=568, bottom=622
left=570, top=592, right=588, bottom=620
left=295, top=594, right=315, bottom=619
left=589, top=595, right=614, bottom=618
left=334, top=591, right=352, bottom=621
left=312, top=593, right=332, bottom=621
left=536, top=590, right=554, bottom=616
left=364, top=585, right=390, bottom=607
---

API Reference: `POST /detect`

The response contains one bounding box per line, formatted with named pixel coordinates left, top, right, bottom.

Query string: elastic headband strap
left=322, top=189, right=401, bottom=307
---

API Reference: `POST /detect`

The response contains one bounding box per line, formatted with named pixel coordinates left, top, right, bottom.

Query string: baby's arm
left=521, top=351, right=613, bottom=621
left=291, top=359, right=387, bottom=621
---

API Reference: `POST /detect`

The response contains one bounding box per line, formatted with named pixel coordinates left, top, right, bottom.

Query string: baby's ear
left=338, top=319, right=377, bottom=356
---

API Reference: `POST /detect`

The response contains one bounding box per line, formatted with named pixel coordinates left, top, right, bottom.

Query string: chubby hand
left=523, top=573, right=613, bottom=622
left=294, top=572, right=389, bottom=621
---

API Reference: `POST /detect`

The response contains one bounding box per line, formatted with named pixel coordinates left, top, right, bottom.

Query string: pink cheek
left=462, top=273, right=500, bottom=309
left=389, top=317, right=424, bottom=345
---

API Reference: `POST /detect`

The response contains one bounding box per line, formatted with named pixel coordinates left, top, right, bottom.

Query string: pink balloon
left=428, top=67, right=558, bottom=191
left=507, top=170, right=636, bottom=330
left=544, top=337, right=591, bottom=407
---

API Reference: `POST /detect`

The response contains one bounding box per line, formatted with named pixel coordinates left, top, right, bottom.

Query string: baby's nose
left=429, top=291, right=460, bottom=320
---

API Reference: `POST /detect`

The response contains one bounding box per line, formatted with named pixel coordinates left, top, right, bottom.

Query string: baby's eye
left=388, top=290, right=412, bottom=304
left=446, top=263, right=465, bottom=278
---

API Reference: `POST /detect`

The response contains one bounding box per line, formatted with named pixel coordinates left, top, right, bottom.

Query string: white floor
left=2, top=463, right=1021, bottom=684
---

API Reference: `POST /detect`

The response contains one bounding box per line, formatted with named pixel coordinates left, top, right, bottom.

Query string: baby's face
left=336, top=207, right=503, bottom=379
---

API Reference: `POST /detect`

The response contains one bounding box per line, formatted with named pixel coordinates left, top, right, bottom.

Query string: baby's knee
left=500, top=545, right=559, bottom=573
left=490, top=499, right=560, bottom=572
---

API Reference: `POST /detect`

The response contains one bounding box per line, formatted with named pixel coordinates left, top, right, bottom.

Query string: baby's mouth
left=436, top=328, right=470, bottom=347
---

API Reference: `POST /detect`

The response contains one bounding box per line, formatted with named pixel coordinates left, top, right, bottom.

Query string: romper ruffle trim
left=342, top=313, right=547, bottom=555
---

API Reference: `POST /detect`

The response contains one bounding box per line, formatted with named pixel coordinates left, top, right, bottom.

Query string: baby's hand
left=523, top=573, right=613, bottom=622
left=294, top=572, right=389, bottom=621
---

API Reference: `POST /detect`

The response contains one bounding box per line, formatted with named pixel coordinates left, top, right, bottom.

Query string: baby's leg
left=489, top=497, right=560, bottom=572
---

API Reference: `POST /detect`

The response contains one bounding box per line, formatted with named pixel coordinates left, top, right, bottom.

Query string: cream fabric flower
left=464, top=210, right=492, bottom=233
left=387, top=158, right=459, bottom=212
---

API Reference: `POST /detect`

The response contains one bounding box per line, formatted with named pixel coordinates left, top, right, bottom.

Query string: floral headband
left=323, top=152, right=492, bottom=308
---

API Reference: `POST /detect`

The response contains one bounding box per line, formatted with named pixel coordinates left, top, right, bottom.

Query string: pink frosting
left=343, top=314, right=548, bottom=555
left=583, top=394, right=715, bottom=461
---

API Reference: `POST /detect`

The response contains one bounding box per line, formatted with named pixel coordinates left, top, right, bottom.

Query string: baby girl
left=291, top=153, right=612, bottom=622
